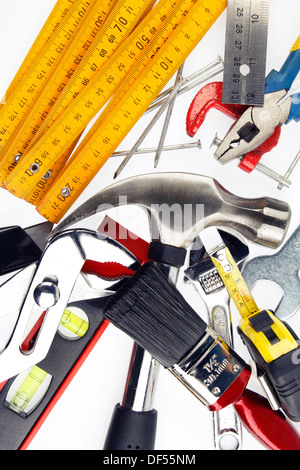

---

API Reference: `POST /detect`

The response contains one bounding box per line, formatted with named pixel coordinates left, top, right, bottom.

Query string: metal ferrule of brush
left=169, top=326, right=249, bottom=411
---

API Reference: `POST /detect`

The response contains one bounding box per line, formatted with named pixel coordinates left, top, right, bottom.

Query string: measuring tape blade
left=33, top=0, right=227, bottom=222
left=210, top=246, right=259, bottom=319
left=1, top=0, right=77, bottom=106
left=0, top=0, right=95, bottom=156
left=3, top=0, right=190, bottom=202
left=0, top=0, right=150, bottom=178
left=222, top=0, right=270, bottom=106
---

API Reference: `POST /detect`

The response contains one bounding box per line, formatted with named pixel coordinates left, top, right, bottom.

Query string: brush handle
left=103, top=404, right=157, bottom=450
left=234, top=389, right=300, bottom=450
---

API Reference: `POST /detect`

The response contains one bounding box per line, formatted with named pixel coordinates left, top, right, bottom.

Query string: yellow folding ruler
left=1, top=0, right=189, bottom=196
left=0, top=0, right=156, bottom=177
left=1, top=0, right=76, bottom=106
left=5, top=0, right=195, bottom=205
left=0, top=0, right=95, bottom=156
left=2, top=0, right=226, bottom=223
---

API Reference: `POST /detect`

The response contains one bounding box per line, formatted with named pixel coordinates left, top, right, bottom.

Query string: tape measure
left=222, top=0, right=270, bottom=106
left=0, top=0, right=153, bottom=179
left=0, top=0, right=96, bottom=158
left=209, top=245, right=297, bottom=363
left=210, top=246, right=259, bottom=319
left=1, top=0, right=77, bottom=106
left=4, top=0, right=226, bottom=222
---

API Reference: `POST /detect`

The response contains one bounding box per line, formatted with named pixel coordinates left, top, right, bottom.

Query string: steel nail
left=147, top=56, right=224, bottom=113
left=111, top=140, right=201, bottom=157
left=211, top=133, right=292, bottom=188
left=277, top=149, right=300, bottom=190
left=154, top=63, right=185, bottom=168
left=114, top=78, right=186, bottom=179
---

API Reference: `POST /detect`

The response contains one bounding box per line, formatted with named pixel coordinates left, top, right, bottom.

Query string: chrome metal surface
left=169, top=328, right=246, bottom=408
left=0, top=229, right=137, bottom=382
left=242, top=224, right=300, bottom=320
left=222, top=0, right=270, bottom=106
left=184, top=230, right=248, bottom=450
left=122, top=343, right=159, bottom=412
left=215, top=91, right=291, bottom=163
left=54, top=172, right=291, bottom=249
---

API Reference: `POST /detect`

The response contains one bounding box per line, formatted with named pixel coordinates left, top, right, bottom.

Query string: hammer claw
left=53, top=173, right=291, bottom=250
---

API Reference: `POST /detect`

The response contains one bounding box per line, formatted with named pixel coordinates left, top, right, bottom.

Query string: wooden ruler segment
left=3, top=0, right=189, bottom=203
left=0, top=0, right=151, bottom=179
left=0, top=0, right=94, bottom=155
left=35, top=0, right=227, bottom=223
left=1, top=0, right=76, bottom=105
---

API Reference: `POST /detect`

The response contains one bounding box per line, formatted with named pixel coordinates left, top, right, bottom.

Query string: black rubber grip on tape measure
left=103, top=404, right=157, bottom=450
left=238, top=324, right=300, bottom=422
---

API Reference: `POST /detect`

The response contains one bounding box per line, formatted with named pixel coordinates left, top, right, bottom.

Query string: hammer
left=56, top=172, right=290, bottom=252
left=54, top=172, right=291, bottom=449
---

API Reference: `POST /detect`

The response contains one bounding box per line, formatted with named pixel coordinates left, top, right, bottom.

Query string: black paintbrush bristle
left=104, top=262, right=207, bottom=367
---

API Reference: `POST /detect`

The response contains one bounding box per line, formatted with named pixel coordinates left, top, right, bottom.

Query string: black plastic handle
left=103, top=404, right=157, bottom=450
left=238, top=322, right=300, bottom=422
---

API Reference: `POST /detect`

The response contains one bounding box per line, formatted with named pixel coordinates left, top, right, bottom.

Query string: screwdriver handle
left=265, top=35, right=300, bottom=94
left=103, top=343, right=159, bottom=450
left=103, top=404, right=157, bottom=450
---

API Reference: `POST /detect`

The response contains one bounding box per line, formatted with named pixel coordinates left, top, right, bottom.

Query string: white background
left=0, top=0, right=300, bottom=451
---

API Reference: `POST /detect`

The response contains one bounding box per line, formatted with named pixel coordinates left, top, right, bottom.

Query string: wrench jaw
left=0, top=229, right=138, bottom=383
left=242, top=224, right=300, bottom=321
left=184, top=230, right=249, bottom=450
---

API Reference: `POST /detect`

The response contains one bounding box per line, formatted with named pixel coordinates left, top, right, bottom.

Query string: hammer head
left=54, top=173, right=290, bottom=249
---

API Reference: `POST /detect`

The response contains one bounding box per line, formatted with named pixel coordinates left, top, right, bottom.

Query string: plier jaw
left=0, top=226, right=139, bottom=383
left=214, top=90, right=292, bottom=163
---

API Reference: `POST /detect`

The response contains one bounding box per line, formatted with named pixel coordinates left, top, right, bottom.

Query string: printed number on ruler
left=3, top=0, right=187, bottom=202
left=0, top=0, right=151, bottom=179
left=211, top=247, right=259, bottom=319
left=1, top=0, right=77, bottom=104
left=0, top=0, right=93, bottom=155
left=34, top=0, right=227, bottom=223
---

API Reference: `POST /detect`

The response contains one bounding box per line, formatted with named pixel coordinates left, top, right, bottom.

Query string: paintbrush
left=104, top=262, right=300, bottom=450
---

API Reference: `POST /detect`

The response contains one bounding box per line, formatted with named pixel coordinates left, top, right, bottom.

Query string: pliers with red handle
left=187, top=36, right=300, bottom=172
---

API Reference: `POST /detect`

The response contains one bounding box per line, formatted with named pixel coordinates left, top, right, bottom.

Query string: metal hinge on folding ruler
left=222, top=0, right=270, bottom=106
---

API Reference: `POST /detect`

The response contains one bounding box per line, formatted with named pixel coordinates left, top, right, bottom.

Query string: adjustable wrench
left=0, top=228, right=139, bottom=382
left=242, top=224, right=300, bottom=321
left=185, top=230, right=249, bottom=450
